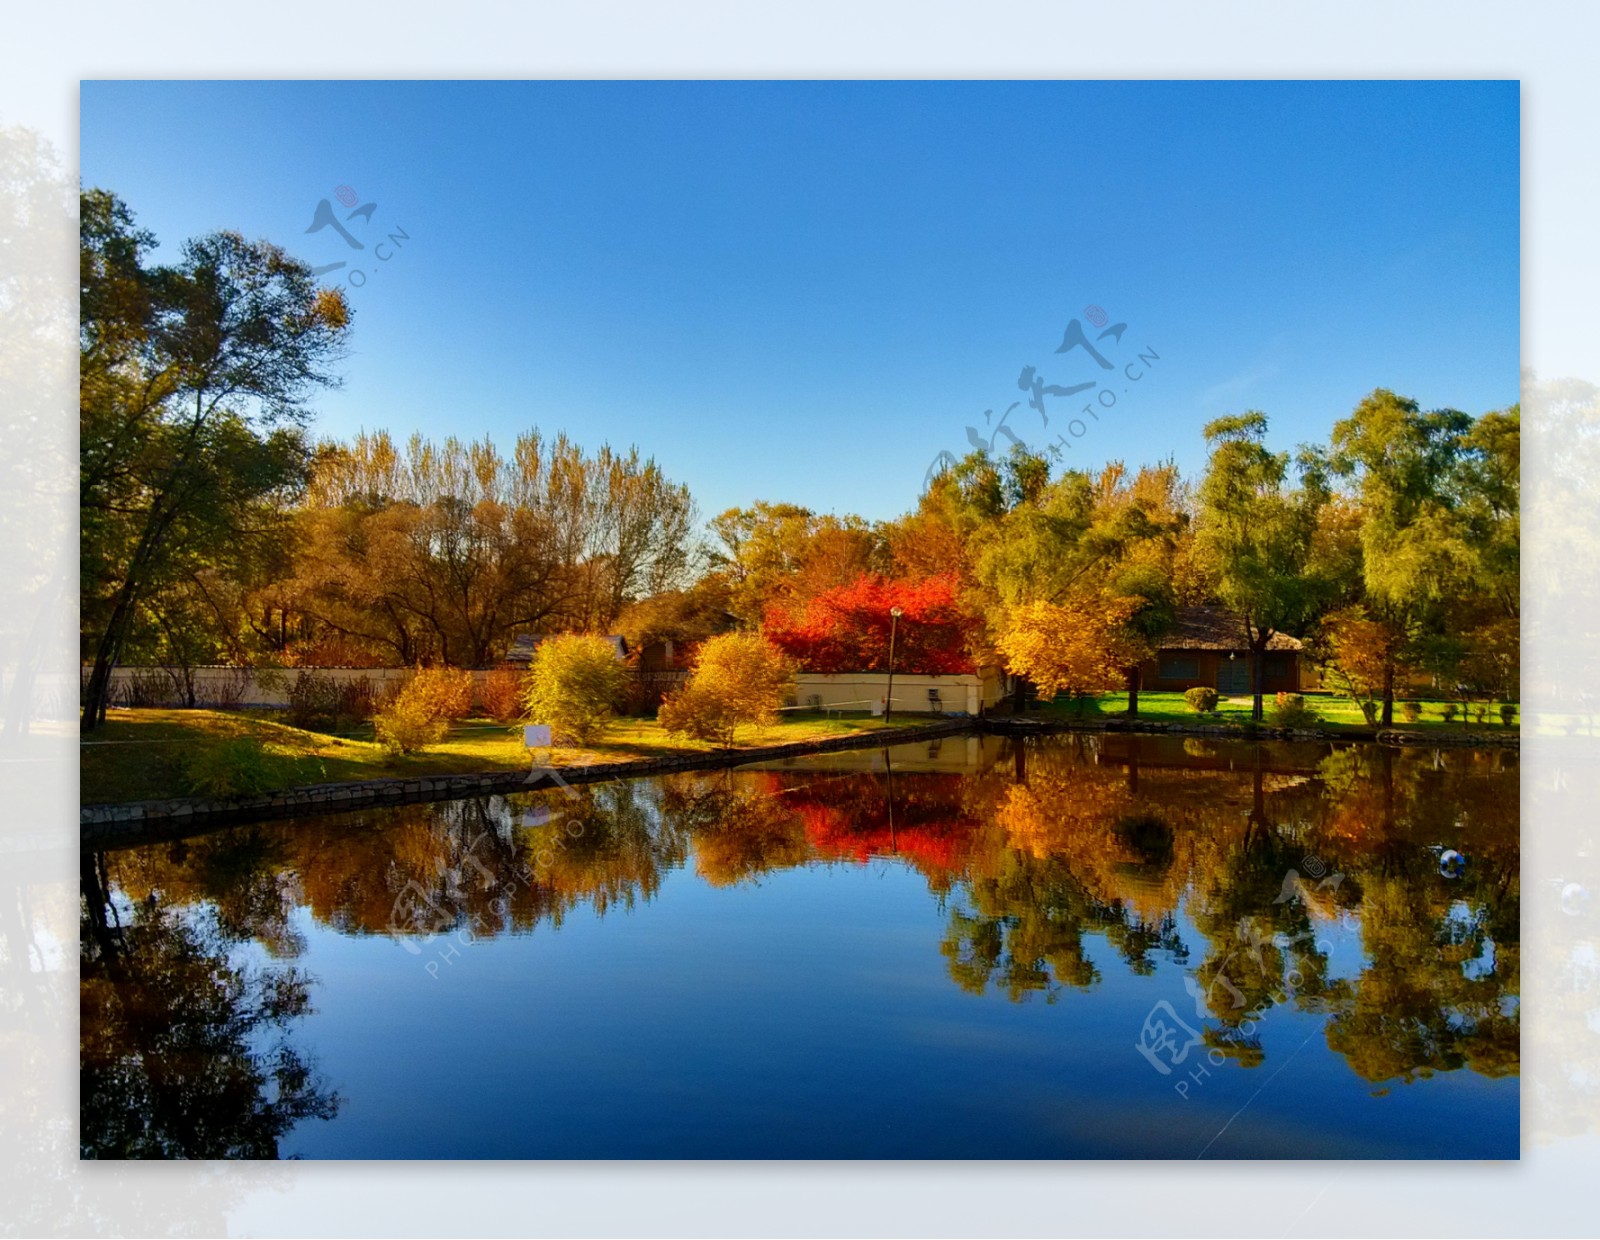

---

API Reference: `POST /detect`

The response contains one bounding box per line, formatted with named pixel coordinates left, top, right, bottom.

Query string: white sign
left=523, top=724, right=553, bottom=748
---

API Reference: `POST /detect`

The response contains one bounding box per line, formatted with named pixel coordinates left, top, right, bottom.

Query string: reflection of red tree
left=771, top=771, right=981, bottom=879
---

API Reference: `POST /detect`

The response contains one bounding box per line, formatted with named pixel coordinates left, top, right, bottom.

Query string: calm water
left=80, top=733, right=1519, bottom=1160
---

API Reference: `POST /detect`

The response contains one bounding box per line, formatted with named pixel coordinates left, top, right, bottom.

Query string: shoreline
left=80, top=713, right=1518, bottom=847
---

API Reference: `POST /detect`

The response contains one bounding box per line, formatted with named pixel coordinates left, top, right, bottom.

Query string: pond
left=79, top=733, right=1520, bottom=1160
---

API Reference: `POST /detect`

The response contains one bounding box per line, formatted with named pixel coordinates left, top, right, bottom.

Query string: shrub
left=478, top=668, right=524, bottom=723
left=658, top=632, right=796, bottom=746
left=373, top=688, right=449, bottom=755
left=114, top=667, right=178, bottom=709
left=1401, top=700, right=1422, bottom=724
left=336, top=674, right=378, bottom=724
left=1499, top=702, right=1518, bottom=727
left=285, top=671, right=376, bottom=732
left=183, top=736, right=284, bottom=798
left=522, top=634, right=630, bottom=745
left=1441, top=702, right=1459, bottom=724
left=184, top=666, right=253, bottom=710
left=1472, top=703, right=1489, bottom=725
left=1183, top=686, right=1219, bottom=715
left=285, top=671, right=340, bottom=730
left=1268, top=692, right=1321, bottom=730
left=406, top=666, right=473, bottom=721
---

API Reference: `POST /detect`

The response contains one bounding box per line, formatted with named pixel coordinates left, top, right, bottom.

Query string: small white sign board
left=523, top=724, right=553, bottom=748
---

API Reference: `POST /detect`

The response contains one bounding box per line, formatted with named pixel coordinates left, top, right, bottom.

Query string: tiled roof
left=1159, top=606, right=1303, bottom=652
left=504, top=633, right=629, bottom=663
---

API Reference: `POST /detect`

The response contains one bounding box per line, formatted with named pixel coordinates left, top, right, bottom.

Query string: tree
left=707, top=502, right=886, bottom=626
left=657, top=632, right=796, bottom=746
left=1195, top=412, right=1330, bottom=720
left=80, top=192, right=351, bottom=728
left=1318, top=605, right=1404, bottom=725
left=522, top=634, right=630, bottom=745
left=282, top=430, right=698, bottom=665
left=995, top=593, right=1143, bottom=704
left=614, top=575, right=736, bottom=663
left=762, top=573, right=977, bottom=673
left=1329, top=389, right=1487, bottom=723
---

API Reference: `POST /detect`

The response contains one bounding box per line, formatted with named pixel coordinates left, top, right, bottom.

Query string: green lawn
left=80, top=708, right=894, bottom=805
left=1035, top=690, right=1520, bottom=733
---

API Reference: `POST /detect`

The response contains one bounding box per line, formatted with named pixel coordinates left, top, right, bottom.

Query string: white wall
left=791, top=671, right=1003, bottom=716
left=96, top=665, right=448, bottom=708
left=94, top=665, right=1008, bottom=716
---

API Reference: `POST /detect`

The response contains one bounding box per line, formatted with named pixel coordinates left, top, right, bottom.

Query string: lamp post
left=884, top=606, right=903, bottom=725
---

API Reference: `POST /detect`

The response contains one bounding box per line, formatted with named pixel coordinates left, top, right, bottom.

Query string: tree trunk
left=1011, top=674, right=1028, bottom=714
left=1251, top=639, right=1266, bottom=721
left=1126, top=665, right=1141, bottom=717
left=81, top=577, right=142, bottom=731
left=1381, top=659, right=1395, bottom=726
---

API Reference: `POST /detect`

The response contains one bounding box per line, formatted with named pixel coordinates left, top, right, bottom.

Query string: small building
left=1139, top=607, right=1319, bottom=695
left=501, top=633, right=629, bottom=667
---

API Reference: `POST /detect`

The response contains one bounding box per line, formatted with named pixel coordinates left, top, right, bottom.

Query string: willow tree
left=1329, top=389, right=1482, bottom=722
left=1195, top=412, right=1330, bottom=721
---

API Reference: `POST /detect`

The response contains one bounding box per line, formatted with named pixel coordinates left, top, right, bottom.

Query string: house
left=1139, top=606, right=1320, bottom=695
left=501, top=633, right=629, bottom=666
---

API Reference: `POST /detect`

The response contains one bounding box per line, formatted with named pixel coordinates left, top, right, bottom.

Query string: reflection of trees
left=953, top=736, right=1518, bottom=1086
left=88, top=734, right=1521, bottom=1123
left=776, top=767, right=980, bottom=894
left=941, top=822, right=1190, bottom=1001
left=516, top=780, right=686, bottom=920
left=1304, top=745, right=1520, bottom=1085
left=659, top=773, right=809, bottom=887
left=79, top=854, right=339, bottom=1158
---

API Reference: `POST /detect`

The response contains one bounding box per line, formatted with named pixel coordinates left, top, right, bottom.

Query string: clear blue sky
left=80, top=79, right=1519, bottom=524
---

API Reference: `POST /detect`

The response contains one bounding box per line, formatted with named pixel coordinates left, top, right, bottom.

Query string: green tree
left=1195, top=412, right=1330, bottom=721
left=1329, top=389, right=1482, bottom=722
left=80, top=191, right=350, bottom=728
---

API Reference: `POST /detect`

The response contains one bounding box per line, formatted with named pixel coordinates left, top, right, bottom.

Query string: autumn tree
left=707, top=502, right=885, bottom=625
left=522, top=634, right=629, bottom=745
left=282, top=430, right=697, bottom=665
left=657, top=632, right=796, bottom=746
left=1195, top=412, right=1331, bottom=721
left=762, top=573, right=977, bottom=673
left=1318, top=605, right=1403, bottom=725
left=969, top=457, right=1186, bottom=713
left=996, top=593, right=1143, bottom=705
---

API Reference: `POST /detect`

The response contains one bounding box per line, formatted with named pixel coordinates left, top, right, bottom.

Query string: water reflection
left=80, top=734, right=1520, bottom=1157
left=80, top=850, right=340, bottom=1159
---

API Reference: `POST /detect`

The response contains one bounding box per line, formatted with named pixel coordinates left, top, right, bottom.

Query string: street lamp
left=884, top=606, right=904, bottom=725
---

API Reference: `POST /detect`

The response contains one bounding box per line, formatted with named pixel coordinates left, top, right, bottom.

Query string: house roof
left=503, top=633, right=629, bottom=664
left=1158, top=607, right=1304, bottom=653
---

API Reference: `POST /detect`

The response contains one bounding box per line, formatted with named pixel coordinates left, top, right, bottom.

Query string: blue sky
left=79, top=79, right=1519, bottom=524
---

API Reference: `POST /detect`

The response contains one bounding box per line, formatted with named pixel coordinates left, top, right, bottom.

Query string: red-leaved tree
left=762, top=574, right=977, bottom=673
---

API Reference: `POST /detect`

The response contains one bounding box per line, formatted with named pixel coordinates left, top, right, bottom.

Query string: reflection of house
left=501, top=633, right=629, bottom=667
left=1140, top=607, right=1319, bottom=695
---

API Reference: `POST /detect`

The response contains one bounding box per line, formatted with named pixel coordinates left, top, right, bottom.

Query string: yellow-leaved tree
left=658, top=632, right=796, bottom=747
left=997, top=593, right=1142, bottom=701
left=523, top=634, right=630, bottom=745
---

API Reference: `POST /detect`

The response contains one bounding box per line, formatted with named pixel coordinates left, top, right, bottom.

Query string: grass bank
left=80, top=707, right=893, bottom=805
left=1034, top=690, right=1520, bottom=735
